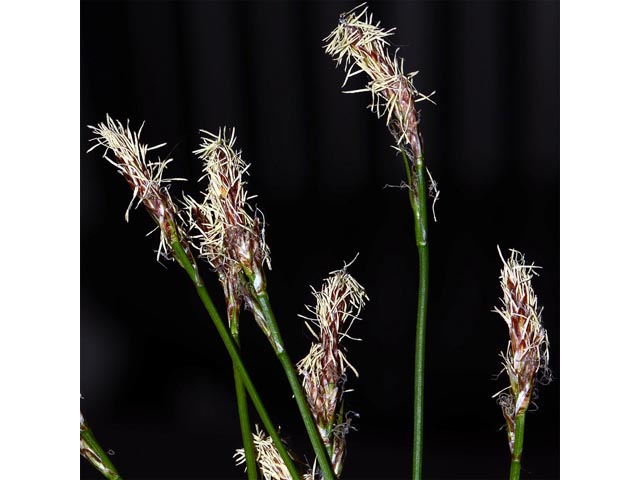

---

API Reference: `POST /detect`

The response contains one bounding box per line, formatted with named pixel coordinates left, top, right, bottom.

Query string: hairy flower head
left=325, top=3, right=439, bottom=216
left=234, top=426, right=293, bottom=480
left=297, top=263, right=368, bottom=473
left=187, top=128, right=270, bottom=278
left=325, top=4, right=435, bottom=157
left=88, top=115, right=187, bottom=260
left=184, top=128, right=271, bottom=331
left=493, top=247, right=551, bottom=452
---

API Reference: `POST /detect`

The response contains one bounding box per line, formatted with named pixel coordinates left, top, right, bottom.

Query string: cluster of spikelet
left=87, top=119, right=274, bottom=360
left=186, top=129, right=270, bottom=278
left=325, top=3, right=433, bottom=158
left=88, top=116, right=189, bottom=261
left=494, top=248, right=551, bottom=453
left=183, top=129, right=271, bottom=331
left=324, top=2, right=439, bottom=214
left=234, top=426, right=294, bottom=480
left=297, top=266, right=368, bottom=476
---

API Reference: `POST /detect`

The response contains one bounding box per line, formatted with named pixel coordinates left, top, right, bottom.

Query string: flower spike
left=297, top=263, right=368, bottom=475
left=493, top=247, right=551, bottom=453
left=234, top=426, right=295, bottom=480
left=325, top=3, right=438, bottom=204
left=184, top=128, right=272, bottom=332
left=187, top=128, right=270, bottom=280
left=88, top=115, right=188, bottom=261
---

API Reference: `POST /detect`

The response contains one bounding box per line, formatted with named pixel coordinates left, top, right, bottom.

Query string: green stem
left=404, top=152, right=430, bottom=480
left=509, top=413, right=526, bottom=480
left=170, top=238, right=301, bottom=480
left=255, top=291, right=337, bottom=480
left=230, top=310, right=258, bottom=480
left=80, top=422, right=122, bottom=480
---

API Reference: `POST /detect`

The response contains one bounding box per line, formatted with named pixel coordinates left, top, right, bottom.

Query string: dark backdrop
left=81, top=1, right=559, bottom=478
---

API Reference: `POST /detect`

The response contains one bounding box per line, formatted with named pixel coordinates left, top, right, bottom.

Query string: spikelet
left=184, top=128, right=271, bottom=330
left=187, top=128, right=270, bottom=276
left=493, top=247, right=551, bottom=453
left=88, top=115, right=187, bottom=261
left=324, top=5, right=434, bottom=154
left=297, top=264, right=368, bottom=475
left=324, top=3, right=439, bottom=216
left=234, top=426, right=293, bottom=480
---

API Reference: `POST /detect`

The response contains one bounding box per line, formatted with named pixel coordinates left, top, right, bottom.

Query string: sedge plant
left=493, top=247, right=552, bottom=480
left=83, top=6, right=556, bottom=479
left=324, top=4, right=438, bottom=479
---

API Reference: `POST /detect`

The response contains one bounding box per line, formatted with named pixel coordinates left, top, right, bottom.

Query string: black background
left=81, top=1, right=559, bottom=478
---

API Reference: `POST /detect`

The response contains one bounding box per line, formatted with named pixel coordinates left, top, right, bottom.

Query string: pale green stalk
left=402, top=151, right=430, bottom=480
left=509, top=413, right=526, bottom=480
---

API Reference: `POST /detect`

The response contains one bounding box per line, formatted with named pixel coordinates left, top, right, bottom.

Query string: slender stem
left=413, top=243, right=429, bottom=479
left=170, top=238, right=301, bottom=480
left=404, top=152, right=430, bottom=480
left=80, top=423, right=122, bottom=480
left=255, top=291, right=337, bottom=480
left=230, top=310, right=259, bottom=480
left=509, top=413, right=526, bottom=480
